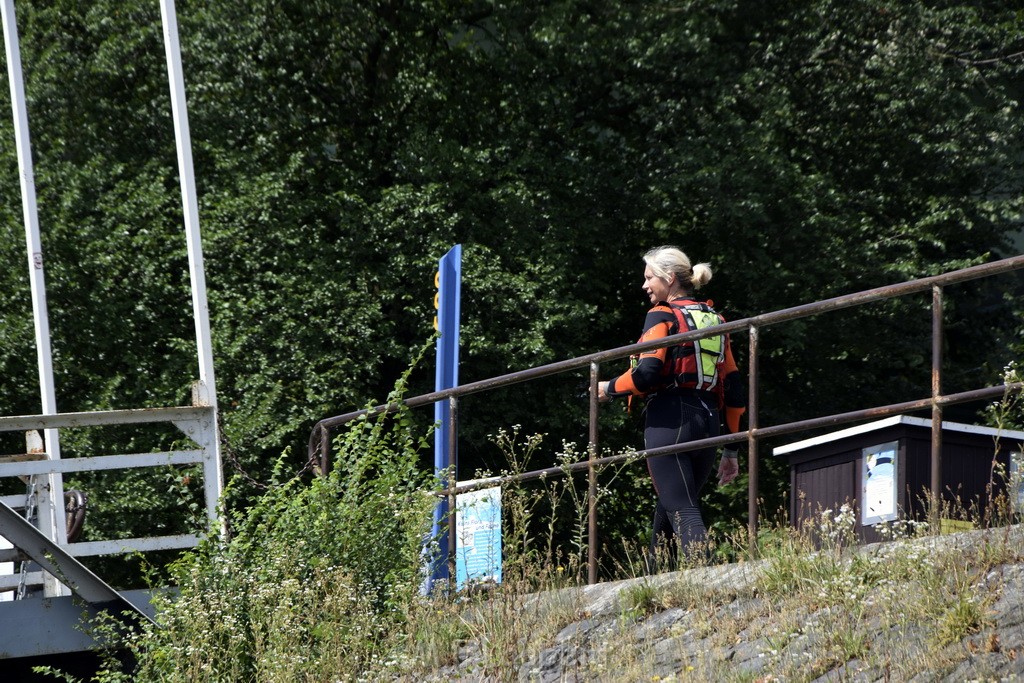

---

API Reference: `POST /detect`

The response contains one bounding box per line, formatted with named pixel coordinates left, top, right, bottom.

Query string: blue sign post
left=429, top=245, right=461, bottom=588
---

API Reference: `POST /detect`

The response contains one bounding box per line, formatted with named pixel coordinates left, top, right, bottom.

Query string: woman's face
left=642, top=266, right=672, bottom=304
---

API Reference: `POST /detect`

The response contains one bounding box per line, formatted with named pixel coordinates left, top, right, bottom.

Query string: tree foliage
left=1, top=0, right=1021, bottom=551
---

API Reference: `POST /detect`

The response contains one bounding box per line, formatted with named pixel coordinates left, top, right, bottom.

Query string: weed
left=935, top=590, right=987, bottom=647
left=618, top=580, right=662, bottom=619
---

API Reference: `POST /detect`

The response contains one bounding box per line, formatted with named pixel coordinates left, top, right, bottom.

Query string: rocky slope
left=423, top=525, right=1024, bottom=681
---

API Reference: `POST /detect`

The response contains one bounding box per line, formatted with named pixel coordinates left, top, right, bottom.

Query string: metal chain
left=216, top=412, right=317, bottom=492
left=15, top=477, right=39, bottom=600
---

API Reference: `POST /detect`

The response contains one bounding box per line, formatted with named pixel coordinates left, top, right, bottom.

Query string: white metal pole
left=159, top=0, right=224, bottom=527
left=3, top=0, right=70, bottom=596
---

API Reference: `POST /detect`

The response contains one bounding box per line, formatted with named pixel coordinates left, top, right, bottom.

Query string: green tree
left=1, top=0, right=1021, bottom=565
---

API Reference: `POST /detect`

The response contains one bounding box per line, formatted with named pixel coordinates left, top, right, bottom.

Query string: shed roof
left=772, top=415, right=1024, bottom=456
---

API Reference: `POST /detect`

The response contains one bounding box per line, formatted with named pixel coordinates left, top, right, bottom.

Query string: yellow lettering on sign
left=433, top=271, right=441, bottom=330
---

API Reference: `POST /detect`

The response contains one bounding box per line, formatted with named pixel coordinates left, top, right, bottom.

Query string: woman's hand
left=597, top=381, right=610, bottom=403
left=717, top=449, right=739, bottom=485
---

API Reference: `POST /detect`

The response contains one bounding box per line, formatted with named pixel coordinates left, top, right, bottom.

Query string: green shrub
left=118, top=363, right=436, bottom=682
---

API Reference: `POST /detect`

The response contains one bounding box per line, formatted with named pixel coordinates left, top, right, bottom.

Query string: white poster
left=862, top=441, right=898, bottom=526
left=455, top=485, right=502, bottom=589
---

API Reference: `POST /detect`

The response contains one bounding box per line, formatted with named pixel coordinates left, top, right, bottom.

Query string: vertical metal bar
left=447, top=396, right=458, bottom=586
left=159, top=0, right=217, bottom=406
left=432, top=246, right=461, bottom=589
left=3, top=0, right=69, bottom=597
left=930, top=285, right=943, bottom=529
left=318, top=424, right=331, bottom=476
left=747, top=324, right=760, bottom=557
left=194, top=409, right=222, bottom=532
left=159, top=0, right=223, bottom=529
left=587, top=362, right=599, bottom=585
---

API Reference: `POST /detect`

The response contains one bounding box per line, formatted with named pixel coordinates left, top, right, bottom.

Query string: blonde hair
left=643, top=245, right=712, bottom=291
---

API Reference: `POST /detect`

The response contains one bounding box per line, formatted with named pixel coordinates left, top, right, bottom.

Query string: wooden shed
left=774, top=416, right=1024, bottom=543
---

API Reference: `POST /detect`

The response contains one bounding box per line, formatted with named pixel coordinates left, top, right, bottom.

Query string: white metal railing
left=0, top=405, right=221, bottom=596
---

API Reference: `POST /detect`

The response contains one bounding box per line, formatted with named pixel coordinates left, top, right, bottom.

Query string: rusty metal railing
left=308, top=254, right=1024, bottom=584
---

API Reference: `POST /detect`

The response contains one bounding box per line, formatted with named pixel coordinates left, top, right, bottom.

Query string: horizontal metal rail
left=0, top=571, right=42, bottom=592
left=0, top=533, right=200, bottom=564
left=309, top=253, right=1024, bottom=582
left=309, top=254, right=1024, bottom=446
left=0, top=450, right=203, bottom=478
left=0, top=405, right=211, bottom=432
left=309, top=255, right=1024, bottom=466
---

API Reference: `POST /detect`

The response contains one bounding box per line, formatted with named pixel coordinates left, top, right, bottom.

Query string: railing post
left=447, top=396, right=458, bottom=586
left=318, top=424, right=331, bottom=476
left=747, top=324, right=760, bottom=557
left=930, top=285, right=943, bottom=530
left=3, top=0, right=70, bottom=597
left=588, top=362, right=599, bottom=585
left=160, top=0, right=224, bottom=528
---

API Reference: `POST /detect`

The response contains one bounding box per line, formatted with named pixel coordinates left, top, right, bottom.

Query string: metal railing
left=0, top=405, right=221, bottom=596
left=309, top=254, right=1024, bottom=584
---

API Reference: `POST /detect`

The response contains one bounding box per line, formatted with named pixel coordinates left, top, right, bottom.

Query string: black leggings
left=644, top=392, right=719, bottom=558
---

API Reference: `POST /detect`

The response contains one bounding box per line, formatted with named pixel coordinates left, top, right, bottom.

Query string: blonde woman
left=599, top=246, right=745, bottom=566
